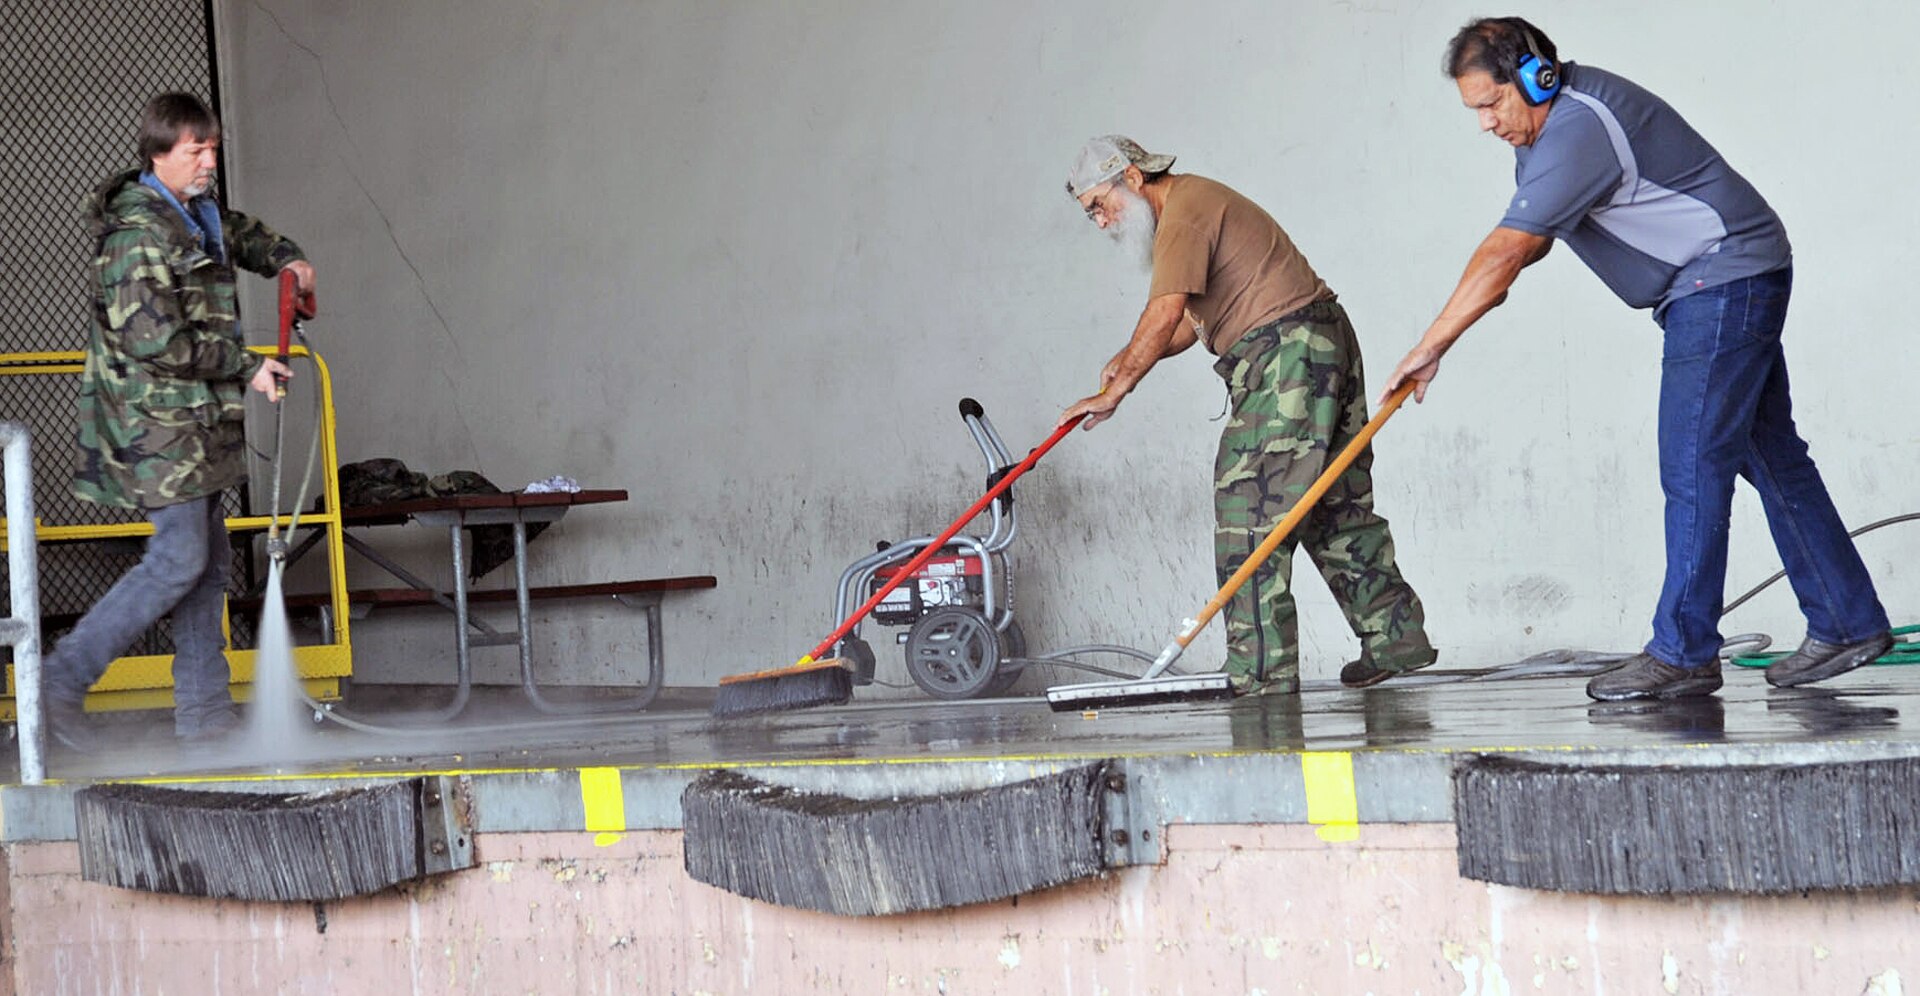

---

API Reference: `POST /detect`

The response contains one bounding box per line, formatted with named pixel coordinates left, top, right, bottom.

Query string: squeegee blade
left=1044, top=673, right=1236, bottom=712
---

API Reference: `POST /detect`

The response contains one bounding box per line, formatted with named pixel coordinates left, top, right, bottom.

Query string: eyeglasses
left=1077, top=182, right=1117, bottom=223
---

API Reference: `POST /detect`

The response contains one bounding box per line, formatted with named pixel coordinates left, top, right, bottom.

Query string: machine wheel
left=905, top=608, right=1002, bottom=700
left=982, top=619, right=1028, bottom=697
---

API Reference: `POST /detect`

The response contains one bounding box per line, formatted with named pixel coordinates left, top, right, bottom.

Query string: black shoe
left=1340, top=658, right=1393, bottom=688
left=1764, top=632, right=1895, bottom=688
left=1340, top=650, right=1438, bottom=689
left=1227, top=671, right=1300, bottom=697
left=44, top=695, right=94, bottom=753
left=1585, top=653, right=1722, bottom=702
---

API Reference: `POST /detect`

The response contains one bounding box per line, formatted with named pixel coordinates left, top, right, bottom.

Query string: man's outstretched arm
left=1379, top=226, right=1551, bottom=404
left=1060, top=292, right=1189, bottom=429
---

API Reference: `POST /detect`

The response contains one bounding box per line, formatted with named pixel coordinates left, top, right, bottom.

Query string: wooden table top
left=339, top=489, right=628, bottom=526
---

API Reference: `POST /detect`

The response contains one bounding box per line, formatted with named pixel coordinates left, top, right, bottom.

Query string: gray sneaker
left=1585, top=653, right=1722, bottom=702
left=44, top=694, right=94, bottom=753
left=177, top=704, right=243, bottom=742
left=1765, top=632, right=1895, bottom=688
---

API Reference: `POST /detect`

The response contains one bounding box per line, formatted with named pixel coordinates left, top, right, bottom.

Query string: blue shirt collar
left=139, top=171, right=225, bottom=264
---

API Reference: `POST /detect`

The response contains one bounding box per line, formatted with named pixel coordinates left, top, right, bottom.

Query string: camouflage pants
left=1212, top=301, right=1433, bottom=688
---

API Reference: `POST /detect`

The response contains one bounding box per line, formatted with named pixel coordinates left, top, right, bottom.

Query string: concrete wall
left=211, top=1, right=1920, bottom=690
left=7, top=827, right=1917, bottom=994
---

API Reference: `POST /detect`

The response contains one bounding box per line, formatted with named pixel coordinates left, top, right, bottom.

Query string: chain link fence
left=1, top=0, right=259, bottom=657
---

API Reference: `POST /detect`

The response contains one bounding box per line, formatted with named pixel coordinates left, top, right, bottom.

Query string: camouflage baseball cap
left=1066, top=135, right=1176, bottom=198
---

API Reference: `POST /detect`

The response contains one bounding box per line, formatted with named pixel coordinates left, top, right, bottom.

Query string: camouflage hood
left=85, top=169, right=171, bottom=246
left=71, top=169, right=303, bottom=510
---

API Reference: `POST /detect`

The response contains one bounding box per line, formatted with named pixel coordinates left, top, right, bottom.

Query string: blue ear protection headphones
left=1513, top=24, right=1561, bottom=105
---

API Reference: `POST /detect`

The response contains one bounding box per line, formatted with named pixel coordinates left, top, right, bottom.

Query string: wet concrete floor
left=28, top=660, right=1920, bottom=783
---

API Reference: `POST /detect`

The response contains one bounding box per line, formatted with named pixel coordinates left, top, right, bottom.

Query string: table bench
left=266, top=489, right=712, bottom=717
left=282, top=577, right=717, bottom=609
left=239, top=575, right=715, bottom=713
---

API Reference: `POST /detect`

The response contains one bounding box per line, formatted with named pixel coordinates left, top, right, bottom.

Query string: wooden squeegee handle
left=800, top=414, right=1085, bottom=663
left=1166, top=381, right=1416, bottom=656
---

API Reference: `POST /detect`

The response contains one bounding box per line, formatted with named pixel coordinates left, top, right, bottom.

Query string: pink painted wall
left=4, top=826, right=1915, bottom=994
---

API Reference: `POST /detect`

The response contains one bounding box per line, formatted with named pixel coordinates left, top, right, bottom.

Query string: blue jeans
left=1649, top=266, right=1888, bottom=667
left=45, top=496, right=236, bottom=733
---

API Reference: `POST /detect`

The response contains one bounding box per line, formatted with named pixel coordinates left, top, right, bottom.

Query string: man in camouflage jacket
left=1060, top=136, right=1436, bottom=694
left=44, top=92, right=313, bottom=746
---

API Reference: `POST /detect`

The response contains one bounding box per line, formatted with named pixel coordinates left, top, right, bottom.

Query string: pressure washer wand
left=267, top=270, right=314, bottom=564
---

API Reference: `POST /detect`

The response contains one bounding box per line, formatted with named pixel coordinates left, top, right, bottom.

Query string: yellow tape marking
left=579, top=767, right=626, bottom=847
left=1300, top=751, right=1359, bottom=843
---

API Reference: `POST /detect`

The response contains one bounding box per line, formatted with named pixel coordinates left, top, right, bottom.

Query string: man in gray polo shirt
left=1379, top=17, right=1892, bottom=701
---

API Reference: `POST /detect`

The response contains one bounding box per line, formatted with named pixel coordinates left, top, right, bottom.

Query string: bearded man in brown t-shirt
left=1059, top=135, right=1436, bottom=693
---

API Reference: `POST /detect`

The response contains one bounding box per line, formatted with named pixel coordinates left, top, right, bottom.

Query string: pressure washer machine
left=830, top=399, right=1029, bottom=700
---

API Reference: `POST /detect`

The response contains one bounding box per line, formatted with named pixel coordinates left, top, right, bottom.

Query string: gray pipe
left=1, top=423, right=44, bottom=785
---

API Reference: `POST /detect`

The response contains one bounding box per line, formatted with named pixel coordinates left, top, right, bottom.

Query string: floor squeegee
left=1045, top=383, right=1417, bottom=711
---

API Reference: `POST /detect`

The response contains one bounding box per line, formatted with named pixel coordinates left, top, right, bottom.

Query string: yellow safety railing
left=0, top=347, right=352, bottom=716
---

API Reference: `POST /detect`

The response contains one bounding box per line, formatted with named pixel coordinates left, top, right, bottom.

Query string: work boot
left=1340, top=649, right=1440, bottom=689
left=43, top=693, right=94, bottom=753
left=1764, top=632, right=1895, bottom=689
left=1226, top=668, right=1299, bottom=697
left=1585, top=653, right=1722, bottom=702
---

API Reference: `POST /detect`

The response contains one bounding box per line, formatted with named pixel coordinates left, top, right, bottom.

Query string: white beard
left=1105, top=189, right=1156, bottom=273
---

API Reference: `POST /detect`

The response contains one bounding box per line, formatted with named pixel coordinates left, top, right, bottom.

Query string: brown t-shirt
left=1147, top=174, right=1332, bottom=354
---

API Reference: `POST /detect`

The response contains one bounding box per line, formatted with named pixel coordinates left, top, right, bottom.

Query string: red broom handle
left=800, top=414, right=1085, bottom=662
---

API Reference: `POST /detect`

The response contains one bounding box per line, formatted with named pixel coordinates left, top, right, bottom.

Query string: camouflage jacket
left=73, top=169, right=305, bottom=509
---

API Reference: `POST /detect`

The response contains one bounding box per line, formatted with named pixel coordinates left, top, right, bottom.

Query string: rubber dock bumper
left=682, top=762, right=1112, bottom=915
left=1454, top=753, right=1920, bottom=894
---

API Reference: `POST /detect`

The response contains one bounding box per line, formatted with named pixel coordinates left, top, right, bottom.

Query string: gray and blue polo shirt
left=1500, top=63, right=1791, bottom=316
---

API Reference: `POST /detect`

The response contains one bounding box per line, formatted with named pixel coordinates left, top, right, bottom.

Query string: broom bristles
left=711, top=663, right=854, bottom=718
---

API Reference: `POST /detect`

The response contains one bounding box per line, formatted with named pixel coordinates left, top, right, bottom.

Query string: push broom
left=1045, top=382, right=1418, bottom=711
left=712, top=410, right=1088, bottom=718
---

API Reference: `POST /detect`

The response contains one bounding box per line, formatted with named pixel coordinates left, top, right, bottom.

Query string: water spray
left=239, top=270, right=320, bottom=762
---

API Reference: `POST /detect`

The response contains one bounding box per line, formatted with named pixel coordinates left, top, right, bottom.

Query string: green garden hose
left=1722, top=511, right=1920, bottom=668
left=1730, top=624, right=1920, bottom=668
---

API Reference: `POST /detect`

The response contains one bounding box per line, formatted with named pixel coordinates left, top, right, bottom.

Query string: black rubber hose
left=1722, top=511, right=1920, bottom=616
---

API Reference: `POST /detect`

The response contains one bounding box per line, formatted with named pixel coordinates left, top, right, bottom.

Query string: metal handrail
left=0, top=423, right=44, bottom=784
left=0, top=348, right=354, bottom=713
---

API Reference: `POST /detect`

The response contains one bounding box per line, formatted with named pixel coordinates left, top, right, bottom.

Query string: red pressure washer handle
left=275, top=269, right=316, bottom=351
left=801, top=413, right=1086, bottom=662
left=275, top=269, right=296, bottom=360
left=274, top=269, right=315, bottom=398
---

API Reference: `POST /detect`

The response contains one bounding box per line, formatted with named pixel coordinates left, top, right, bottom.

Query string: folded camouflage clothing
left=336, top=458, right=547, bottom=581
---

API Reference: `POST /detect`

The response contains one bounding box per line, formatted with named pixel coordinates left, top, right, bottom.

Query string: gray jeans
left=46, top=496, right=235, bottom=733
